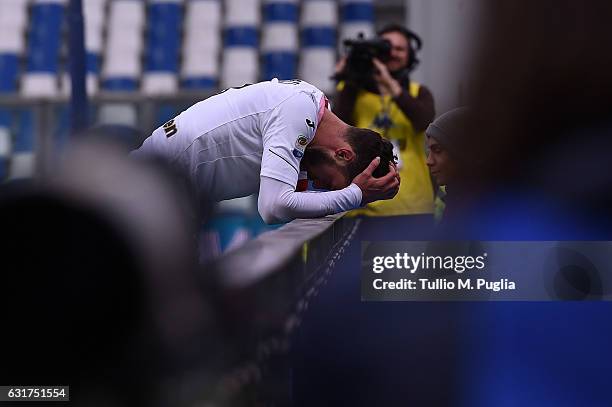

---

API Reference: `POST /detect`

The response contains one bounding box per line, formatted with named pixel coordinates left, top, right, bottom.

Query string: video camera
left=334, top=33, right=392, bottom=84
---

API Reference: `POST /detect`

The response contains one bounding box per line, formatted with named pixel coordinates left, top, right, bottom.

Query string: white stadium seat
left=21, top=73, right=58, bottom=97
left=142, top=72, right=178, bottom=95
left=103, top=50, right=141, bottom=78
left=182, top=52, right=219, bottom=77
left=85, top=25, right=104, bottom=54
left=0, top=0, right=29, bottom=33
left=108, top=0, right=145, bottom=30
left=183, top=27, right=222, bottom=54
left=261, top=23, right=298, bottom=53
left=0, top=30, right=25, bottom=54
left=299, top=48, right=336, bottom=94
left=186, top=0, right=222, bottom=28
left=225, top=0, right=261, bottom=26
left=221, top=48, right=258, bottom=88
left=105, top=27, right=144, bottom=54
left=300, top=0, right=338, bottom=27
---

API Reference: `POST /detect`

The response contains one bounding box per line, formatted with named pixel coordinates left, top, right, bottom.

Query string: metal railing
left=205, top=212, right=360, bottom=405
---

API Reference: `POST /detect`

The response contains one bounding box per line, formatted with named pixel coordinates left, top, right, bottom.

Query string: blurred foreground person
left=455, top=1, right=612, bottom=238
left=0, top=139, right=218, bottom=406
left=132, top=79, right=399, bottom=224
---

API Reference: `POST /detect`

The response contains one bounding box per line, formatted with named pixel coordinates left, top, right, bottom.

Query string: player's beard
left=301, top=147, right=349, bottom=187
left=301, top=146, right=335, bottom=169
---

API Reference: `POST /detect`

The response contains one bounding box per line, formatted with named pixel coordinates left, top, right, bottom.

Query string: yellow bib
left=344, top=82, right=434, bottom=216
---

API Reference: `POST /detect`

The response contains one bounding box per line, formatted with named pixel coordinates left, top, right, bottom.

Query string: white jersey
left=133, top=79, right=326, bottom=202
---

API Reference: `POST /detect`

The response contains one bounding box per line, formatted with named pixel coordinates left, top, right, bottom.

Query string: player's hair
left=343, top=126, right=395, bottom=180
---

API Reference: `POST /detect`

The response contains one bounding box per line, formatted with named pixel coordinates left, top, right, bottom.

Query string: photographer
left=334, top=24, right=436, bottom=224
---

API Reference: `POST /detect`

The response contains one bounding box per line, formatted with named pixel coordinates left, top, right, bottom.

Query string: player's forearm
left=258, top=177, right=362, bottom=224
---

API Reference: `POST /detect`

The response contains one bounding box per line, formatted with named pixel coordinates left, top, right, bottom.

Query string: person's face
left=381, top=31, right=410, bottom=72
left=426, top=136, right=454, bottom=186
left=301, top=147, right=351, bottom=190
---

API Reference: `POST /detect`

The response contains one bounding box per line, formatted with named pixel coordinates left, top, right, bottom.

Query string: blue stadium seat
left=0, top=54, right=19, bottom=92
left=182, top=77, right=216, bottom=90
left=342, top=2, right=374, bottom=22
left=225, top=27, right=259, bottom=48
left=263, top=52, right=297, bottom=81
left=262, top=1, right=299, bottom=81
left=26, top=3, right=64, bottom=72
left=302, top=27, right=336, bottom=47
left=142, top=1, right=182, bottom=94
left=102, top=78, right=139, bottom=92
left=263, top=2, right=298, bottom=22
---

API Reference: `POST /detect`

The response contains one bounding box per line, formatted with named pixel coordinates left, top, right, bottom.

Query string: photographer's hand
left=352, top=157, right=400, bottom=205
left=373, top=58, right=402, bottom=98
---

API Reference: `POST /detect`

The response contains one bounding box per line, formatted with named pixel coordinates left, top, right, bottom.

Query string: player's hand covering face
left=351, top=157, right=400, bottom=205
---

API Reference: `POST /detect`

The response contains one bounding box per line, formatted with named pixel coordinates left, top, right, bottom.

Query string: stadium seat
left=261, top=26, right=298, bottom=78
left=300, top=0, right=338, bottom=27
left=222, top=0, right=260, bottom=88
left=0, top=29, right=26, bottom=56
left=107, top=0, right=145, bottom=30
left=221, top=48, right=259, bottom=88
left=299, top=0, right=338, bottom=93
left=185, top=0, right=221, bottom=27
left=22, top=0, right=67, bottom=97
left=103, top=0, right=145, bottom=91
left=339, top=0, right=375, bottom=44
left=182, top=0, right=221, bottom=90
left=261, top=0, right=299, bottom=81
left=0, top=0, right=30, bottom=33
left=341, top=0, right=374, bottom=22
left=142, top=0, right=183, bottom=95
left=225, top=0, right=261, bottom=26
left=299, top=48, right=336, bottom=93
left=0, top=54, right=19, bottom=93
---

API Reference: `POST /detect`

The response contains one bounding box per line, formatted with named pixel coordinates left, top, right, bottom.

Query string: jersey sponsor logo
left=292, top=149, right=304, bottom=158
left=163, top=119, right=178, bottom=138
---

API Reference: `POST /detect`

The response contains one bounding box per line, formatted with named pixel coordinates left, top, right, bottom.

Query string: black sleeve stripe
left=268, top=148, right=299, bottom=175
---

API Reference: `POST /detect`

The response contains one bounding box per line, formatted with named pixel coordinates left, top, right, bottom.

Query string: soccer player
left=132, top=79, right=399, bottom=224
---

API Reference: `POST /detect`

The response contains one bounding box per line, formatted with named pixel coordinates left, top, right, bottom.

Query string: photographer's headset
left=377, top=24, right=423, bottom=74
